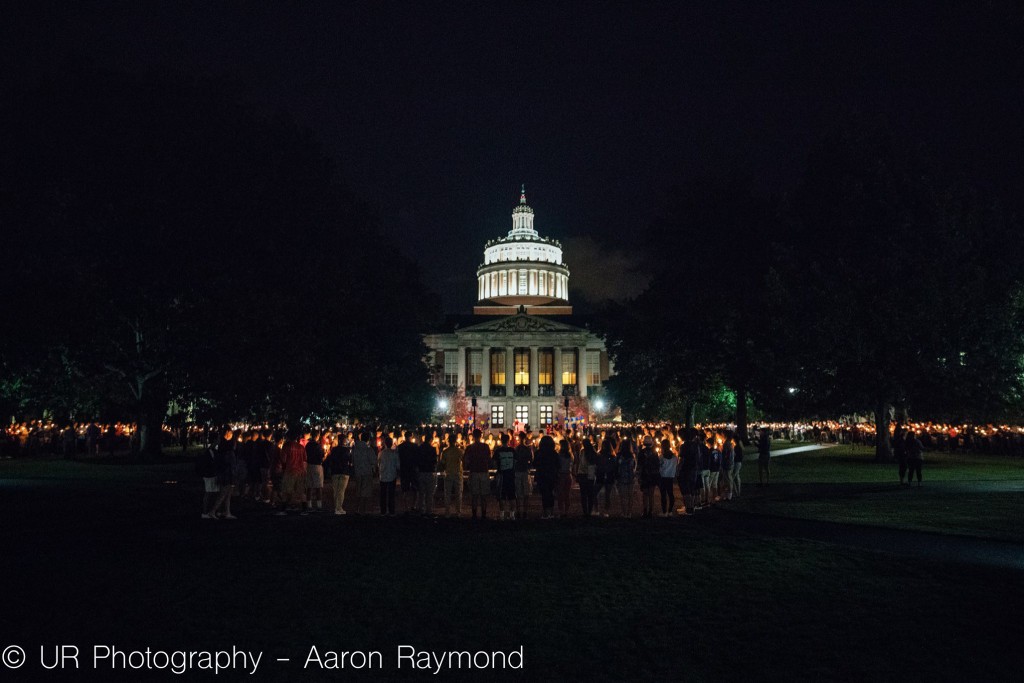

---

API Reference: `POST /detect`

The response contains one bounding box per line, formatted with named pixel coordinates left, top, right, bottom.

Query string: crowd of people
left=195, top=424, right=777, bottom=520
left=6, top=418, right=1024, bottom=459
left=0, top=421, right=138, bottom=458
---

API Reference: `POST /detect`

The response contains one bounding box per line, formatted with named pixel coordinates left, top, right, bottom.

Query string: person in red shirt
left=275, top=429, right=308, bottom=515
left=464, top=429, right=492, bottom=520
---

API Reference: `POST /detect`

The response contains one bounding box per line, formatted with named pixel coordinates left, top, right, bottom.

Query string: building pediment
left=456, top=311, right=587, bottom=335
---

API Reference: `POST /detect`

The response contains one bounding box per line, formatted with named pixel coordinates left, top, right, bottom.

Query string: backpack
left=641, top=449, right=661, bottom=479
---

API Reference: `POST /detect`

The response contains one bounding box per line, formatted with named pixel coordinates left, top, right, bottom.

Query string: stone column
left=529, top=346, right=539, bottom=397
left=505, top=346, right=514, bottom=397
left=456, top=346, right=466, bottom=389
left=577, top=345, right=588, bottom=398
left=481, top=346, right=491, bottom=396
left=553, top=347, right=563, bottom=395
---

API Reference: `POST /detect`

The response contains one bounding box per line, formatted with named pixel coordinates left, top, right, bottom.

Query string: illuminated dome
left=477, top=187, right=570, bottom=308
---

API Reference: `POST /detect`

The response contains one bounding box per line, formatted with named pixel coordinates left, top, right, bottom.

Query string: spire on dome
left=520, top=184, right=527, bottom=204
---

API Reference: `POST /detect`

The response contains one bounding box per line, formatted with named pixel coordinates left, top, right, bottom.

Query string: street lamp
left=471, top=396, right=477, bottom=428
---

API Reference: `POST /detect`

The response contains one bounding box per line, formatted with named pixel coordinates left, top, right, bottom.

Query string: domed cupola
left=509, top=188, right=538, bottom=238
left=475, top=186, right=572, bottom=315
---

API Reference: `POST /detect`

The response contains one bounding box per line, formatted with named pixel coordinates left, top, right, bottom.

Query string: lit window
left=444, top=351, right=458, bottom=386
left=514, top=349, right=530, bottom=386
left=539, top=405, right=553, bottom=425
left=515, top=405, right=529, bottom=424
left=538, top=349, right=553, bottom=385
left=491, top=350, right=506, bottom=386
left=468, top=350, right=482, bottom=387
left=587, top=350, right=601, bottom=386
left=491, top=405, right=505, bottom=428
left=561, top=349, right=577, bottom=386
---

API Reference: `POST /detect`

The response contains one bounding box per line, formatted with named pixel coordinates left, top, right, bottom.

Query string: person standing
left=698, top=433, right=712, bottom=507
left=378, top=436, right=400, bottom=515
left=720, top=432, right=735, bottom=501
left=244, top=430, right=263, bottom=501
left=556, top=438, right=574, bottom=518
left=232, top=431, right=251, bottom=499
left=658, top=439, right=678, bottom=517
left=275, top=429, right=307, bottom=515
left=492, top=433, right=517, bottom=519
left=592, top=438, right=611, bottom=517
left=677, top=429, right=698, bottom=513
left=638, top=436, right=660, bottom=519
left=757, top=427, right=772, bottom=486
left=416, top=430, right=439, bottom=516
left=325, top=434, right=353, bottom=515
left=351, top=431, right=377, bottom=515
left=440, top=432, right=465, bottom=517
left=197, top=438, right=219, bottom=519
left=895, top=425, right=908, bottom=485
left=616, top=435, right=636, bottom=518
left=305, top=430, right=326, bottom=512
left=708, top=436, right=722, bottom=504
left=464, top=429, right=492, bottom=519
left=513, top=432, right=534, bottom=520
left=576, top=439, right=599, bottom=517
left=211, top=428, right=238, bottom=519
left=534, top=435, right=559, bottom=519
left=397, top=431, right=419, bottom=513
left=85, top=422, right=101, bottom=456
left=732, top=434, right=744, bottom=498
left=61, top=424, right=76, bottom=459
left=905, top=430, right=924, bottom=486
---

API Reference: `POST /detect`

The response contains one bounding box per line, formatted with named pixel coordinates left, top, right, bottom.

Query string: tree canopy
left=598, top=120, right=1024, bottom=444
left=0, top=68, right=440, bottom=448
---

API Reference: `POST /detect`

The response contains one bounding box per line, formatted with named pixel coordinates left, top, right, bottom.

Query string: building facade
left=424, top=189, right=612, bottom=429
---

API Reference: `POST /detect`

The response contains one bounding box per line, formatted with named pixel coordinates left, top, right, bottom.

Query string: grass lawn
left=730, top=445, right=1024, bottom=542
left=1, top=455, right=1022, bottom=681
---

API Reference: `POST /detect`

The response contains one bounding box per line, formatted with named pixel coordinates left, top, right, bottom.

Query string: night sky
left=8, top=1, right=1023, bottom=311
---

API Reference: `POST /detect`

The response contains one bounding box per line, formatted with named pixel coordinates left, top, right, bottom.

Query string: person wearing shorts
left=464, top=429, right=492, bottom=520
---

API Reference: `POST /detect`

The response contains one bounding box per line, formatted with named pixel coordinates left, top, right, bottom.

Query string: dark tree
left=782, top=121, right=1024, bottom=459
left=599, top=177, right=784, bottom=435
left=0, top=68, right=439, bottom=450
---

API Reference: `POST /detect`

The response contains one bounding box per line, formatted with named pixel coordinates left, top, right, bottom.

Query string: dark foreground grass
left=734, top=446, right=1024, bottom=542
left=1, top=457, right=1023, bottom=681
